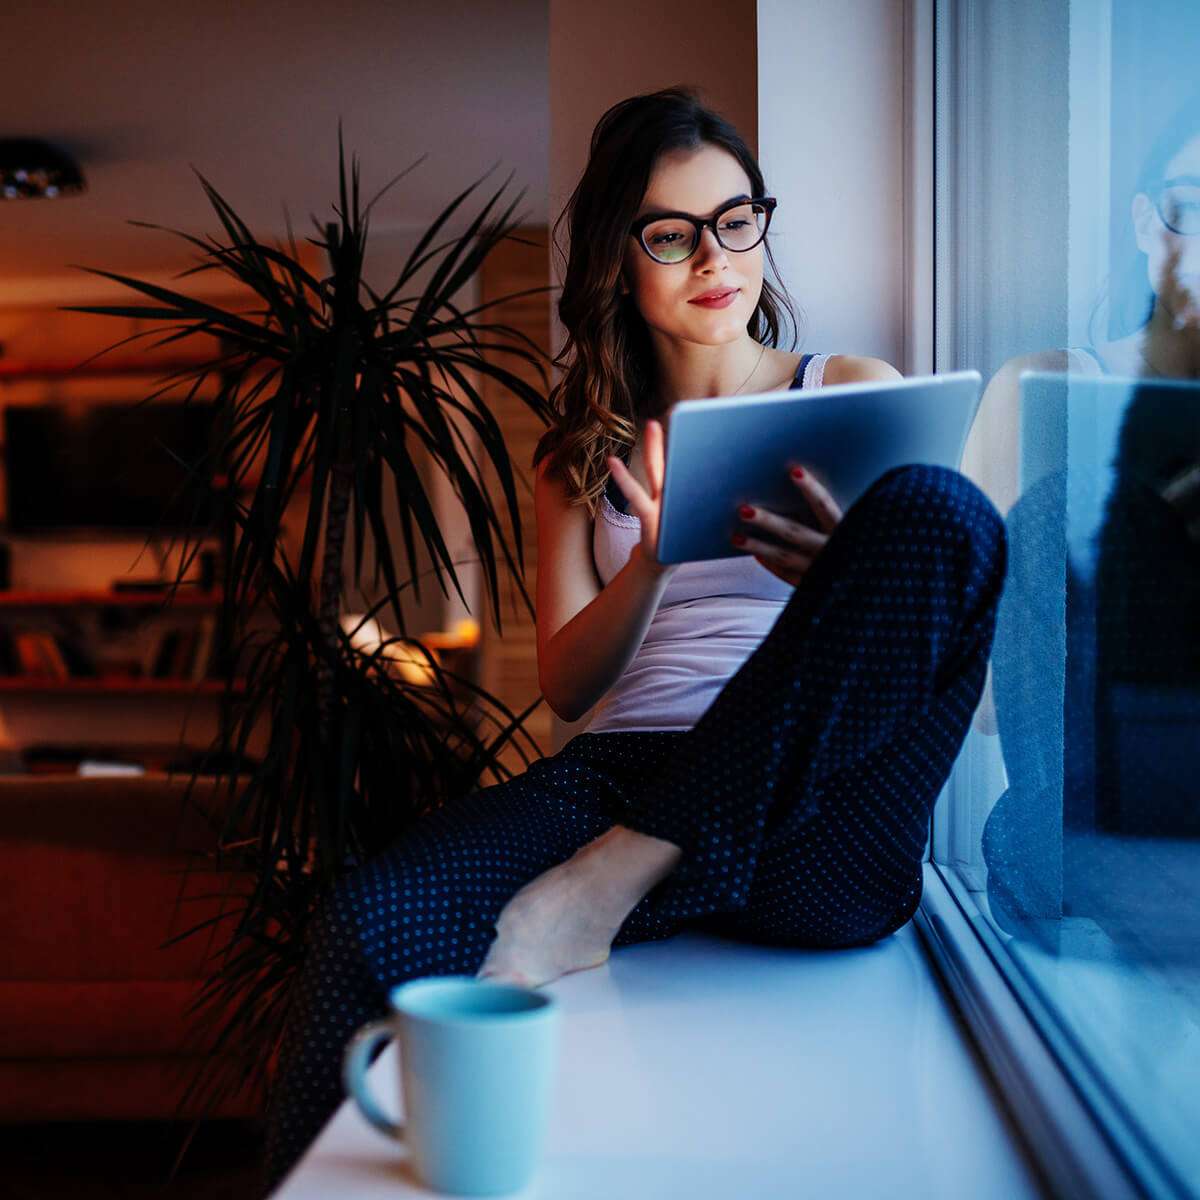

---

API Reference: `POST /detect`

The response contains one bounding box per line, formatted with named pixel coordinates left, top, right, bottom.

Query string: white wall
left=757, top=0, right=906, bottom=366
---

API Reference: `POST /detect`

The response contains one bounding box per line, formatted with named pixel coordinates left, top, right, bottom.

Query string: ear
left=1132, top=192, right=1159, bottom=254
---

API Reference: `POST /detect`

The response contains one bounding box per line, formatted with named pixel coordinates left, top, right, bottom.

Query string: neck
left=1138, top=296, right=1200, bottom=378
left=647, top=338, right=770, bottom=421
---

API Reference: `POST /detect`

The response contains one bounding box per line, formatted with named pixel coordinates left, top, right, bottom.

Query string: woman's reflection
left=965, top=95, right=1200, bottom=940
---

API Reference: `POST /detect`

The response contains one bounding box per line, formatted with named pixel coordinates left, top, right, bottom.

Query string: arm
left=535, top=460, right=677, bottom=723
left=961, top=348, right=1072, bottom=517
left=962, top=349, right=1071, bottom=732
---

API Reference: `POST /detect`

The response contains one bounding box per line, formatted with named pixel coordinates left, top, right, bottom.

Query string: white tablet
left=655, top=370, right=983, bottom=565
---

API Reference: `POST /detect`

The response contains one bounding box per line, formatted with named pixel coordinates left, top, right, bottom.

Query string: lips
left=689, top=287, right=738, bottom=303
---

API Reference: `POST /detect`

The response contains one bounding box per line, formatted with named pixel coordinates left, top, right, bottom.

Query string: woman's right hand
left=606, top=419, right=674, bottom=575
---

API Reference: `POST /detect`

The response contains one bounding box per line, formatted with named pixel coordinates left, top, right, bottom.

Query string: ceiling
left=0, top=0, right=548, bottom=299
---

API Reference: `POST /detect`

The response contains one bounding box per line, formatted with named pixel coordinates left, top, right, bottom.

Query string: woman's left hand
left=732, top=466, right=844, bottom=586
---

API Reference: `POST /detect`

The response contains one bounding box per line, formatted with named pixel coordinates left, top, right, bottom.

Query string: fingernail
left=791, top=467, right=805, bottom=480
left=739, top=505, right=755, bottom=518
left=732, top=533, right=746, bottom=546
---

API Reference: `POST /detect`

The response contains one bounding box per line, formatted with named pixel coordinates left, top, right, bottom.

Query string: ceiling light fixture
left=0, top=139, right=86, bottom=199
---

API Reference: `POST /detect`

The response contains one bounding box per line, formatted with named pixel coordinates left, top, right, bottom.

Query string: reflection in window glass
left=934, top=1, right=1200, bottom=1193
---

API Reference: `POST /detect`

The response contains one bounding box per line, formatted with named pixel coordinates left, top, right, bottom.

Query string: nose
left=693, top=224, right=729, bottom=267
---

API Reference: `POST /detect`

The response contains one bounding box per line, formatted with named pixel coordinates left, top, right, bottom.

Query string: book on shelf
left=54, top=634, right=97, bottom=677
left=13, top=632, right=70, bottom=679
left=13, top=633, right=45, bottom=677
left=151, top=630, right=181, bottom=679
left=191, top=615, right=217, bottom=681
left=78, top=760, right=146, bottom=777
left=0, top=627, right=18, bottom=676
left=172, top=627, right=200, bottom=678
left=35, top=633, right=71, bottom=678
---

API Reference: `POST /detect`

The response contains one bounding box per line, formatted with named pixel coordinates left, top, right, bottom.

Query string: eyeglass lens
left=1158, top=184, right=1200, bottom=234
left=641, top=201, right=770, bottom=263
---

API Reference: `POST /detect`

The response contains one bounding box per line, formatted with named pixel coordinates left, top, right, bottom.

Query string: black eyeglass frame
left=629, top=195, right=778, bottom=263
left=1148, top=176, right=1200, bottom=235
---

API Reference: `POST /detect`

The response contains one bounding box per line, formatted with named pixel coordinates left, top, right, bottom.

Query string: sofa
left=0, top=772, right=265, bottom=1121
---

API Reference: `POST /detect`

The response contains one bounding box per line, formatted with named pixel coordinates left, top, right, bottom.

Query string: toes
left=478, top=968, right=537, bottom=988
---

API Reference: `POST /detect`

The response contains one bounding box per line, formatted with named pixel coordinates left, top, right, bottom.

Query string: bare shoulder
left=824, top=354, right=903, bottom=385
left=1000, top=347, right=1073, bottom=373
left=983, top=348, right=1073, bottom=394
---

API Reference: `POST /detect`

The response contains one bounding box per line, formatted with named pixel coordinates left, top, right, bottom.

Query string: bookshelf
left=0, top=678, right=245, bottom=695
left=0, top=344, right=283, bottom=776
left=1, top=590, right=227, bottom=684
left=0, top=588, right=225, bottom=609
left=0, top=351, right=246, bottom=705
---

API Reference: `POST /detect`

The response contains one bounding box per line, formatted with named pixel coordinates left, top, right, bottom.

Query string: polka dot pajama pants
left=260, top=464, right=1007, bottom=1193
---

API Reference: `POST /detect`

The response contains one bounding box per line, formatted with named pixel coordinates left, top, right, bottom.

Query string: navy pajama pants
left=260, top=464, right=1006, bottom=1193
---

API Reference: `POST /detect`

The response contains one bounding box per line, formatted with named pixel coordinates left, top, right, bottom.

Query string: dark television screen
left=4, top=403, right=219, bottom=532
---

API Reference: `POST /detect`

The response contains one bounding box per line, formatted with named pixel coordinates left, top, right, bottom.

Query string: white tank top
left=583, top=352, right=833, bottom=733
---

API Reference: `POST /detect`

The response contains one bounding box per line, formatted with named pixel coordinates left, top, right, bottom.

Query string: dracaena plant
left=63, top=126, right=556, bottom=1129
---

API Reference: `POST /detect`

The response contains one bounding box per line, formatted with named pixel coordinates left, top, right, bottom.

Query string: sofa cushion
left=0, top=774, right=250, bottom=983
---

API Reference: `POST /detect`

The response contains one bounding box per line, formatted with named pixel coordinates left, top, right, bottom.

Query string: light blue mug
left=342, top=975, right=561, bottom=1196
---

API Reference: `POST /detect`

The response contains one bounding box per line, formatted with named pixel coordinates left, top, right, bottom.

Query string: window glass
left=934, top=1, right=1200, bottom=1190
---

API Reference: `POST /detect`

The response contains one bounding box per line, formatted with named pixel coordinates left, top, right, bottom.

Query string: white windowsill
left=275, top=918, right=1043, bottom=1198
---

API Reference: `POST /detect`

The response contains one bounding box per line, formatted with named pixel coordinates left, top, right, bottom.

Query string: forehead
left=1164, top=134, right=1200, bottom=179
left=637, top=144, right=754, bottom=217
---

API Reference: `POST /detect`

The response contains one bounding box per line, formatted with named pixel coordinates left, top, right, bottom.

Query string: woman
left=261, top=85, right=1006, bottom=1191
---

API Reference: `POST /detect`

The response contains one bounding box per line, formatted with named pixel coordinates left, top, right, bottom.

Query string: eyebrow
left=636, top=193, right=752, bottom=221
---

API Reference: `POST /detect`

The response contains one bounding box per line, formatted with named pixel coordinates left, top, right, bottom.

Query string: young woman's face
left=621, top=143, right=765, bottom=345
left=1134, top=132, right=1200, bottom=317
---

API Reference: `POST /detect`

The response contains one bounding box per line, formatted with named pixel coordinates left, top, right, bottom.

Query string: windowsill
left=274, top=919, right=1042, bottom=1198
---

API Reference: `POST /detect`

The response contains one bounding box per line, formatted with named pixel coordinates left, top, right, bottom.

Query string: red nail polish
left=732, top=533, right=746, bottom=546
left=791, top=467, right=805, bottom=480
left=739, top=504, right=755, bottom=518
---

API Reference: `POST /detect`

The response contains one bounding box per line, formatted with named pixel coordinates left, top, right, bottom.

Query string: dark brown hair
left=533, top=84, right=804, bottom=517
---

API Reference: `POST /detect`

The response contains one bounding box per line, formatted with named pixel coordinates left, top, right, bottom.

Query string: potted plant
left=65, top=125, right=556, bottom=1124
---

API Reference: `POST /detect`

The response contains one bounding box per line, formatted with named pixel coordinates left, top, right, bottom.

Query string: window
left=925, top=2, right=1200, bottom=1197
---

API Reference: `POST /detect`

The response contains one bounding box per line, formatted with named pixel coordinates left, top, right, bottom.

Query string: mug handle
left=342, top=1019, right=406, bottom=1141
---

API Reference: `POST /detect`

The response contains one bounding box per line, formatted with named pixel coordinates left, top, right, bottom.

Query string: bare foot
left=475, top=855, right=623, bottom=989
left=476, top=826, right=683, bottom=990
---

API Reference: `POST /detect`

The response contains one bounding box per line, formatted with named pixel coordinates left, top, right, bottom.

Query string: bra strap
left=794, top=353, right=819, bottom=388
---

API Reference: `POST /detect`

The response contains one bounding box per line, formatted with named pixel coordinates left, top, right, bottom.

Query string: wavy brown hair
left=532, top=84, right=804, bottom=518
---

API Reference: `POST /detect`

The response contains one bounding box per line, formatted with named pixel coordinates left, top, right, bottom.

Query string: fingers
left=735, top=532, right=817, bottom=574
left=736, top=508, right=827, bottom=556
left=789, top=467, right=843, bottom=532
left=606, top=455, right=649, bottom=513
left=750, top=554, right=801, bottom=588
left=644, top=419, right=665, bottom=497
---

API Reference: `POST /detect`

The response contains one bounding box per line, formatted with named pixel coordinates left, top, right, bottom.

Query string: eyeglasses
left=1150, top=177, right=1200, bottom=236
left=629, top=195, right=777, bottom=264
